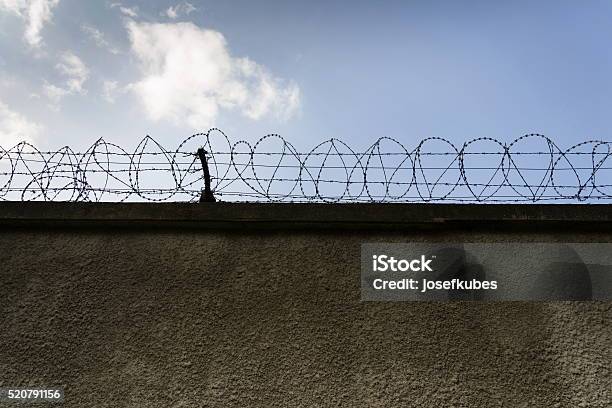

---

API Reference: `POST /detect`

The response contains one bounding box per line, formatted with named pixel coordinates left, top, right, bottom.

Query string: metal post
left=197, top=148, right=216, bottom=202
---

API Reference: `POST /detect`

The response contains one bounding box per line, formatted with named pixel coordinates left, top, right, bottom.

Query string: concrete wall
left=0, top=203, right=610, bottom=407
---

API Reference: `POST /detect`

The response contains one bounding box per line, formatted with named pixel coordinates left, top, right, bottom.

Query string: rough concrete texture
left=0, top=208, right=610, bottom=407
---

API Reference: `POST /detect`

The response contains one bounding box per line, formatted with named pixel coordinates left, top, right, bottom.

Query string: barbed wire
left=0, top=128, right=611, bottom=202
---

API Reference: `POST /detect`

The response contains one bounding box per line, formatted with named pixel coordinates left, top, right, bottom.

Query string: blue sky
left=1, top=0, right=611, bottom=152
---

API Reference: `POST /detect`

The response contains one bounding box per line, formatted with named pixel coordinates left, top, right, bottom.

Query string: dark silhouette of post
left=197, top=148, right=216, bottom=202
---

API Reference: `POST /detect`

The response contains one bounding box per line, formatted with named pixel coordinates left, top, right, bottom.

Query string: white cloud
left=126, top=21, right=300, bottom=129
left=43, top=82, right=68, bottom=104
left=81, top=24, right=119, bottom=54
left=110, top=2, right=137, bottom=18
left=164, top=2, right=196, bottom=19
left=119, top=6, right=137, bottom=17
left=102, top=80, right=119, bottom=103
left=0, top=0, right=60, bottom=48
left=43, top=51, right=89, bottom=104
left=56, top=51, right=89, bottom=93
left=0, top=99, right=42, bottom=146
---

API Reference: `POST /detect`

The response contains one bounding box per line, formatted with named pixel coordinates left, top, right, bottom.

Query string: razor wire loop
left=0, top=129, right=611, bottom=202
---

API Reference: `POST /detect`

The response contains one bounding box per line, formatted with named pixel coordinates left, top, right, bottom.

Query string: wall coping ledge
left=0, top=202, right=610, bottom=231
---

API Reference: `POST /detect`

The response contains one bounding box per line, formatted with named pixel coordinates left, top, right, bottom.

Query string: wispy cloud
left=126, top=21, right=300, bottom=129
left=55, top=51, right=89, bottom=93
left=0, top=0, right=60, bottom=48
left=110, top=2, right=137, bottom=18
left=0, top=99, right=42, bottom=146
left=43, top=83, right=69, bottom=105
left=164, top=2, right=196, bottom=19
left=102, top=80, right=119, bottom=103
left=81, top=24, right=120, bottom=55
left=43, top=51, right=89, bottom=105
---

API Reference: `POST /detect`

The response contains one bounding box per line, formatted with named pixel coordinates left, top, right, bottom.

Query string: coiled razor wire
left=1, top=128, right=611, bottom=203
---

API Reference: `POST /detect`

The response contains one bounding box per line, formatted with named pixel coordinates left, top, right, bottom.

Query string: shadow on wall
left=423, top=245, right=593, bottom=301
